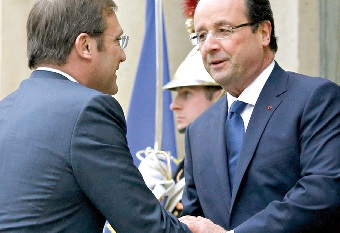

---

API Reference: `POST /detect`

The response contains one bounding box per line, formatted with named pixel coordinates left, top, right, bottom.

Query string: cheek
left=199, top=46, right=208, bottom=60
left=112, top=46, right=125, bottom=62
left=240, top=44, right=263, bottom=65
left=240, top=34, right=263, bottom=55
left=189, top=99, right=213, bottom=116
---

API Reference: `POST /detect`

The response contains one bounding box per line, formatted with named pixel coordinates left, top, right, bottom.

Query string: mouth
left=207, top=57, right=228, bottom=69
left=209, top=58, right=227, bottom=67
left=175, top=116, right=184, bottom=123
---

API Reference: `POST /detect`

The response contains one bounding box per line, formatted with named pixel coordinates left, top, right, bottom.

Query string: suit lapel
left=206, top=96, right=233, bottom=220
left=230, top=63, right=288, bottom=210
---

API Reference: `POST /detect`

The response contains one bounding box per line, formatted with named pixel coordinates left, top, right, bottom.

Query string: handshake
left=137, top=148, right=229, bottom=233
left=179, top=216, right=228, bottom=233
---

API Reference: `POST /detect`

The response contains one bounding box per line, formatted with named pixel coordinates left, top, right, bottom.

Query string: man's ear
left=259, top=20, right=272, bottom=47
left=74, top=33, right=94, bottom=59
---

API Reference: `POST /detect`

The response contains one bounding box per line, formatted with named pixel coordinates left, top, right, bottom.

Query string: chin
left=210, top=73, right=224, bottom=84
left=108, top=86, right=118, bottom=95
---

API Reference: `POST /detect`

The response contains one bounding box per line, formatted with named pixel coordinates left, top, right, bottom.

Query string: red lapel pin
left=267, top=106, right=272, bottom=110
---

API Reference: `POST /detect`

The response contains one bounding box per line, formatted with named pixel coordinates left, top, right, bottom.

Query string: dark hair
left=27, top=0, right=117, bottom=69
left=203, top=86, right=223, bottom=101
left=245, top=0, right=278, bottom=52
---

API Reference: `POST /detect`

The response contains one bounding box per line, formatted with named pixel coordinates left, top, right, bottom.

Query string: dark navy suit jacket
left=182, top=62, right=340, bottom=232
left=0, top=70, right=190, bottom=233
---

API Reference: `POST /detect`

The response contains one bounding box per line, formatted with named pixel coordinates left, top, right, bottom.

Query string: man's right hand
left=179, top=216, right=227, bottom=233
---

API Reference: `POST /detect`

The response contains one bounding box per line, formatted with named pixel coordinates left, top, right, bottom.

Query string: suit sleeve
left=70, top=94, right=191, bottom=233
left=235, top=81, right=340, bottom=232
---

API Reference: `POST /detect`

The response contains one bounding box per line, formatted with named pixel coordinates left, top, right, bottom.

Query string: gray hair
left=27, top=0, right=117, bottom=69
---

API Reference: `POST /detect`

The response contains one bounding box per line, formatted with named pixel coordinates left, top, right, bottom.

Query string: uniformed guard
left=138, top=0, right=225, bottom=218
left=161, top=45, right=224, bottom=217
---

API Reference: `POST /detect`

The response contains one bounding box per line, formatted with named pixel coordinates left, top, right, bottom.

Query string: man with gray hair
left=180, top=0, right=340, bottom=232
left=0, top=0, right=195, bottom=232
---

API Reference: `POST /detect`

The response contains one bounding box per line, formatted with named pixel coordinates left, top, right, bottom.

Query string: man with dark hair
left=0, top=0, right=193, bottom=232
left=165, top=46, right=224, bottom=134
left=179, top=0, right=340, bottom=232
left=138, top=46, right=224, bottom=218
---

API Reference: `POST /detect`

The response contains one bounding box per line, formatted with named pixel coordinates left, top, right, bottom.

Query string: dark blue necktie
left=226, top=100, right=247, bottom=190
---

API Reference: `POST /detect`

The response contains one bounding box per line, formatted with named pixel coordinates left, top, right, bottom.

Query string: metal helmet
left=163, top=45, right=219, bottom=90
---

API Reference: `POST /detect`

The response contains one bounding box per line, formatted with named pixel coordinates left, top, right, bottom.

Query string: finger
left=179, top=215, right=198, bottom=221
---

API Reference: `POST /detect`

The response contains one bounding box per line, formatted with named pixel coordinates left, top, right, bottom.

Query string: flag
left=126, top=0, right=177, bottom=167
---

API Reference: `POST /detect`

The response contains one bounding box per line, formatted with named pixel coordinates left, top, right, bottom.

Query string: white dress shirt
left=226, top=61, right=274, bottom=233
left=36, top=67, right=78, bottom=83
left=227, top=60, right=275, bottom=132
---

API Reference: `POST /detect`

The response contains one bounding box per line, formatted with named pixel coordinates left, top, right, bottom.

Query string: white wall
left=0, top=0, right=36, bottom=98
left=113, top=0, right=192, bottom=114
left=0, top=0, right=324, bottom=158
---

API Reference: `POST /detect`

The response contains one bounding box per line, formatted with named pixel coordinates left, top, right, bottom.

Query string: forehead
left=105, top=12, right=123, bottom=34
left=194, top=0, right=248, bottom=30
left=176, top=86, right=207, bottom=93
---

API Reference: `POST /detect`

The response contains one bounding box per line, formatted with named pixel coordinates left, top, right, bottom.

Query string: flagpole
left=154, top=0, right=163, bottom=151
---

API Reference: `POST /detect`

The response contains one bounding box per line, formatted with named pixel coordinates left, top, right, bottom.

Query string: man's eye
left=218, top=28, right=232, bottom=35
left=219, top=28, right=229, bottom=32
left=183, top=91, right=192, bottom=98
left=197, top=32, right=207, bottom=40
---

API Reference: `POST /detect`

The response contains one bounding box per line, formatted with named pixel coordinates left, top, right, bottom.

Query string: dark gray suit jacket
left=0, top=70, right=190, bottom=233
left=182, top=62, right=340, bottom=232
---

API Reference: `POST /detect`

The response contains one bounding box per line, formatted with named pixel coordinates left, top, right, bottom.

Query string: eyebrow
left=195, top=20, right=233, bottom=32
left=215, top=20, right=232, bottom=26
left=108, top=29, right=123, bottom=37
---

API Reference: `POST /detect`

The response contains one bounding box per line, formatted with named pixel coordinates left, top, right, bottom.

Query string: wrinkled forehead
left=194, top=0, right=248, bottom=31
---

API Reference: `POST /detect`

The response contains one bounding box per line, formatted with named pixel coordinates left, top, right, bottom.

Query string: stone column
left=0, top=0, right=35, bottom=99
left=320, top=0, right=340, bottom=84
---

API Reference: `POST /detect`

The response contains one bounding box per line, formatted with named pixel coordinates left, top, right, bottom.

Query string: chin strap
left=178, top=127, right=187, bottom=134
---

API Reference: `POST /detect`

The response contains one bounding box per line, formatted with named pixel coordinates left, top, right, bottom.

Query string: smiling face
left=194, top=0, right=273, bottom=97
left=90, top=13, right=126, bottom=95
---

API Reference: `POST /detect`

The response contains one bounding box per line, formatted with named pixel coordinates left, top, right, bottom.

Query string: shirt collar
left=36, top=67, right=78, bottom=83
left=229, top=60, right=275, bottom=108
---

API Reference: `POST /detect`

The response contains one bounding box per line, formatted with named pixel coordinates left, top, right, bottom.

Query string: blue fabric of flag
left=126, top=0, right=177, bottom=167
